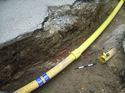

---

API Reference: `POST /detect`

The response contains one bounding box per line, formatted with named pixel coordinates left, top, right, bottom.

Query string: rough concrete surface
left=0, top=0, right=125, bottom=93
left=0, top=0, right=75, bottom=45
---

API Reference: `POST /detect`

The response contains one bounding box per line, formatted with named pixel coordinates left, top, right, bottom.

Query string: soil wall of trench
left=0, top=0, right=116, bottom=88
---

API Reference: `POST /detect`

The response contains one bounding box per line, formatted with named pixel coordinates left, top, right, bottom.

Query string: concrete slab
left=0, top=0, right=75, bottom=44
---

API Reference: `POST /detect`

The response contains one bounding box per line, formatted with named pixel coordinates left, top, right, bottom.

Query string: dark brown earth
left=34, top=7, right=125, bottom=93
left=0, top=1, right=125, bottom=93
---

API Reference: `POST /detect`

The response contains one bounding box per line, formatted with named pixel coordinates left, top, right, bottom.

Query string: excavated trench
left=0, top=0, right=125, bottom=93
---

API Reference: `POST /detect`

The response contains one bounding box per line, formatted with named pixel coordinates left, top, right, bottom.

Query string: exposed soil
left=33, top=6, right=125, bottom=93
left=0, top=1, right=125, bottom=93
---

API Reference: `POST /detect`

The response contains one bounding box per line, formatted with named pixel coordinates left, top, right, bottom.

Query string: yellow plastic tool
left=100, top=48, right=116, bottom=64
left=14, top=0, right=124, bottom=93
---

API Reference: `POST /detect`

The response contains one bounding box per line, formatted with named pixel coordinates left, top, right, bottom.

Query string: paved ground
left=0, top=0, right=75, bottom=44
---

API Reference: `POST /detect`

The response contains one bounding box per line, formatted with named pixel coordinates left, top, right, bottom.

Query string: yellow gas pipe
left=14, top=0, right=124, bottom=93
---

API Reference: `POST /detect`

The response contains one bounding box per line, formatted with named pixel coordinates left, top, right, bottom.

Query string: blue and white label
left=36, top=77, right=44, bottom=86
left=42, top=73, right=50, bottom=82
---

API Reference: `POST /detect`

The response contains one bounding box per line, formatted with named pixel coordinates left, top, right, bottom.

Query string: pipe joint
left=100, top=48, right=116, bottom=64
left=71, top=49, right=82, bottom=60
